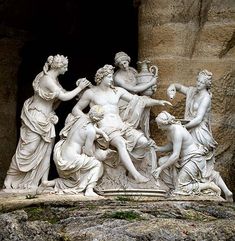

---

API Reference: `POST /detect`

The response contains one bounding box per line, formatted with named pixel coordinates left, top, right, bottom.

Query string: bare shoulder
left=172, top=124, right=185, bottom=139
left=116, top=86, right=127, bottom=93
left=201, top=92, right=211, bottom=105
left=39, top=75, right=59, bottom=91
left=82, top=88, right=94, bottom=98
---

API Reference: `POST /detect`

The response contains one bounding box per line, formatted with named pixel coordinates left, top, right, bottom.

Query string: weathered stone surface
left=0, top=0, right=32, bottom=187
left=0, top=37, right=25, bottom=186
left=0, top=194, right=234, bottom=241
left=139, top=0, right=235, bottom=197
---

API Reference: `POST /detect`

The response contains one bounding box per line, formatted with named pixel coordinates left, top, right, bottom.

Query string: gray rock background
left=138, top=0, right=235, bottom=197
left=0, top=195, right=235, bottom=241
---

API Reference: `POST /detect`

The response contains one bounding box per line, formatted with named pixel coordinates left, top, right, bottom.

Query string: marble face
left=59, top=65, right=68, bottom=75
left=102, top=73, right=113, bottom=87
left=196, top=76, right=207, bottom=91
left=118, top=60, right=129, bottom=70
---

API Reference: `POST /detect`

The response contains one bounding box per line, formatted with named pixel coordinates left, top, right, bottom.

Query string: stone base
left=98, top=188, right=167, bottom=197
left=0, top=190, right=227, bottom=212
left=97, top=152, right=169, bottom=192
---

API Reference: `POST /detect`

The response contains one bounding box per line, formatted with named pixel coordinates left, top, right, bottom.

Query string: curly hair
left=95, top=64, right=114, bottom=85
left=155, top=111, right=178, bottom=126
left=43, top=54, right=68, bottom=74
left=89, top=105, right=104, bottom=122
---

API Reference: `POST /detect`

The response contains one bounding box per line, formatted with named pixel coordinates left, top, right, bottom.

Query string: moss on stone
left=103, top=210, right=142, bottom=221
left=25, top=206, right=60, bottom=224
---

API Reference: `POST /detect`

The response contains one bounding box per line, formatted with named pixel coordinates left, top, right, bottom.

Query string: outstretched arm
left=167, top=83, right=189, bottom=99
left=43, top=76, right=91, bottom=101
left=120, top=87, right=172, bottom=107
left=153, top=130, right=182, bottom=178
left=57, top=78, right=91, bottom=101
left=145, top=98, right=172, bottom=107
left=115, top=74, right=156, bottom=93
left=155, top=142, right=173, bottom=152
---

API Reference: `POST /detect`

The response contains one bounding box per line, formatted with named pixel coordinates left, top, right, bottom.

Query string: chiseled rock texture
left=138, top=0, right=235, bottom=196
left=0, top=0, right=31, bottom=187
left=0, top=198, right=235, bottom=241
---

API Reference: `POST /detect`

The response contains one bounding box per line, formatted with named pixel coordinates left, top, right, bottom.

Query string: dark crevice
left=219, top=31, right=235, bottom=58
left=189, top=0, right=212, bottom=58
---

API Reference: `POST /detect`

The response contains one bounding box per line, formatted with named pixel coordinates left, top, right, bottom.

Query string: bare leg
left=41, top=139, right=55, bottom=183
left=199, top=182, right=221, bottom=195
left=111, top=136, right=149, bottom=183
left=177, top=166, right=221, bottom=196
left=216, top=176, right=233, bottom=202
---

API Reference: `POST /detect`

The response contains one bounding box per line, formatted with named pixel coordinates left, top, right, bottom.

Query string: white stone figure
left=71, top=64, right=172, bottom=184
left=37, top=105, right=108, bottom=197
left=113, top=52, right=158, bottom=139
left=3, top=54, right=91, bottom=192
left=113, top=52, right=161, bottom=173
left=113, top=51, right=157, bottom=96
left=153, top=111, right=222, bottom=196
left=166, top=70, right=233, bottom=201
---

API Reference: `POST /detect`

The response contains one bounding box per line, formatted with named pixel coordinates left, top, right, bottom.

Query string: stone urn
left=136, top=60, right=158, bottom=96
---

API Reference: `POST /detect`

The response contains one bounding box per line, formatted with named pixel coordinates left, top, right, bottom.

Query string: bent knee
left=111, top=137, right=126, bottom=149
left=137, top=136, right=149, bottom=147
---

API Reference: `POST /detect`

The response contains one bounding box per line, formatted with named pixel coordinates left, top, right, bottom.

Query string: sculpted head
left=43, top=54, right=68, bottom=74
left=155, top=111, right=177, bottom=130
left=114, top=51, right=131, bottom=67
left=47, top=54, right=68, bottom=69
left=95, top=64, right=115, bottom=85
left=197, top=69, right=212, bottom=90
left=89, top=105, right=105, bottom=123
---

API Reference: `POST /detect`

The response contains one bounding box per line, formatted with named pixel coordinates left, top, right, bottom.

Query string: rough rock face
left=0, top=31, right=26, bottom=185
left=0, top=0, right=32, bottom=187
left=0, top=198, right=235, bottom=241
left=138, top=0, right=235, bottom=196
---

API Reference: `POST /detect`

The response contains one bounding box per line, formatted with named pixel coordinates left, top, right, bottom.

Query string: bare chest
left=91, top=89, right=120, bottom=106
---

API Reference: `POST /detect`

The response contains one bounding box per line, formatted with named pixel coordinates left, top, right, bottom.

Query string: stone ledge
left=0, top=189, right=226, bottom=212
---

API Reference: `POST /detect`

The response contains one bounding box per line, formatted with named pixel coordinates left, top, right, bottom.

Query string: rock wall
left=138, top=0, right=235, bottom=195
left=0, top=198, right=235, bottom=241
left=0, top=0, right=31, bottom=187
left=0, top=29, right=26, bottom=185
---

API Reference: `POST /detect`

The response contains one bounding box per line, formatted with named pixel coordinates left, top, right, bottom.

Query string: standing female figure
left=4, top=54, right=90, bottom=191
left=167, top=70, right=233, bottom=201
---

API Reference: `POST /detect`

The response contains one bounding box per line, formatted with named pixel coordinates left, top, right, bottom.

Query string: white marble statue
left=3, top=54, right=91, bottom=192
left=113, top=51, right=158, bottom=139
left=113, top=51, right=157, bottom=96
left=166, top=70, right=233, bottom=201
left=37, top=105, right=109, bottom=197
left=153, top=111, right=222, bottom=196
left=113, top=52, right=161, bottom=175
left=71, top=64, right=172, bottom=185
